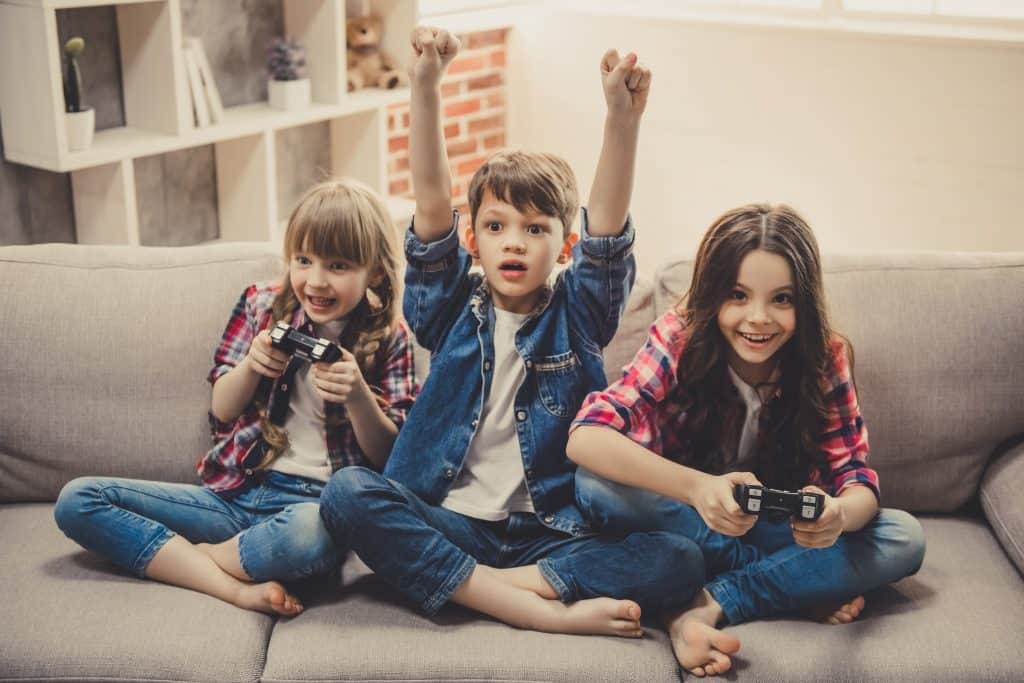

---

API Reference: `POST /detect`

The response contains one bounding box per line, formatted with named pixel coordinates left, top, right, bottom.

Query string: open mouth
left=739, top=331, right=776, bottom=345
left=307, top=295, right=337, bottom=309
left=499, top=261, right=527, bottom=272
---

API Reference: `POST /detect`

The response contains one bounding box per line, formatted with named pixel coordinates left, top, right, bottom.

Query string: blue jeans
left=54, top=470, right=340, bottom=582
left=575, top=468, right=926, bottom=625
left=319, top=466, right=705, bottom=616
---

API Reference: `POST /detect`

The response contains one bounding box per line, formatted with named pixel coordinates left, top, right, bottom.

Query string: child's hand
left=313, top=348, right=371, bottom=406
left=599, top=49, right=652, bottom=119
left=692, top=471, right=760, bottom=537
left=244, top=329, right=291, bottom=379
left=408, top=26, right=460, bottom=87
left=792, top=486, right=846, bottom=548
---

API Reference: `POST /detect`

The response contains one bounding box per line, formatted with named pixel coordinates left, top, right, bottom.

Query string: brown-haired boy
left=320, top=27, right=705, bottom=636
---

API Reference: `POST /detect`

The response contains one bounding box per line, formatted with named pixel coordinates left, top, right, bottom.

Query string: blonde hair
left=255, top=178, right=401, bottom=468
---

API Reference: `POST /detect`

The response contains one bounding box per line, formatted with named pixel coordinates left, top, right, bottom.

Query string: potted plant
left=266, top=37, right=310, bottom=111
left=63, top=37, right=93, bottom=151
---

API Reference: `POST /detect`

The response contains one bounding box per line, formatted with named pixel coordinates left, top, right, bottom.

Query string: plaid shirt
left=198, top=282, right=417, bottom=495
left=572, top=308, right=879, bottom=498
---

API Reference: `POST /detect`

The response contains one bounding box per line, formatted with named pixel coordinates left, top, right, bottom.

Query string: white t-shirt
left=442, top=307, right=535, bottom=521
left=270, top=319, right=346, bottom=482
left=726, top=364, right=768, bottom=469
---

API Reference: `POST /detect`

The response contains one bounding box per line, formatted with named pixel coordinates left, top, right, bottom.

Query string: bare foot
left=666, top=590, right=740, bottom=677
left=542, top=597, right=642, bottom=638
left=233, top=581, right=304, bottom=617
left=805, top=595, right=865, bottom=625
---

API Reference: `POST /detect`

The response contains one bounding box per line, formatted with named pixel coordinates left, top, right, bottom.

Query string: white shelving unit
left=0, top=0, right=418, bottom=244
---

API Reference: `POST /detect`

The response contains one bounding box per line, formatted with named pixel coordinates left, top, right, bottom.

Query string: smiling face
left=288, top=244, right=373, bottom=324
left=467, top=188, right=573, bottom=314
left=717, top=249, right=797, bottom=386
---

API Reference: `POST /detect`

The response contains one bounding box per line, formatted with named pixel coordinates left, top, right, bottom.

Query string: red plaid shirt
left=198, top=283, right=417, bottom=494
left=573, top=308, right=879, bottom=498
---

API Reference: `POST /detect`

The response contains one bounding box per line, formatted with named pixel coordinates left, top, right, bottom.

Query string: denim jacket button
left=543, top=514, right=554, bottom=524
left=471, top=419, right=478, bottom=428
left=484, top=360, right=492, bottom=371
left=280, top=384, right=288, bottom=392
left=516, top=410, right=527, bottom=422
left=444, top=468, right=455, bottom=480
left=524, top=359, right=533, bottom=371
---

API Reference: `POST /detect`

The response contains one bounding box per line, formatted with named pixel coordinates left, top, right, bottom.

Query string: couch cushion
left=981, top=439, right=1024, bottom=578
left=653, top=252, right=1024, bottom=513
left=262, top=576, right=679, bottom=683
left=259, top=516, right=1023, bottom=683
left=708, top=515, right=1024, bottom=682
left=0, top=503, right=273, bottom=682
left=602, top=274, right=656, bottom=385
left=0, top=243, right=283, bottom=502
left=5, top=507, right=1022, bottom=682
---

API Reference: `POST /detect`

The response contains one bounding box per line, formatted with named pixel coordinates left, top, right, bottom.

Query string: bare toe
left=672, top=619, right=739, bottom=673
left=616, top=600, right=641, bottom=622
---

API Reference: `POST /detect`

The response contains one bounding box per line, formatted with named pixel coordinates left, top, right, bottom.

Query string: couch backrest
left=0, top=243, right=284, bottom=502
left=3, top=244, right=1022, bottom=512
left=647, top=252, right=1024, bottom=513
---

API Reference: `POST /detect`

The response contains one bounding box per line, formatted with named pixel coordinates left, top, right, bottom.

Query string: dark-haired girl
left=566, top=203, right=925, bottom=676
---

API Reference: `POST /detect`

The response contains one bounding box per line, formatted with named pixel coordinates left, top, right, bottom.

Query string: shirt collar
left=727, top=363, right=782, bottom=407
left=470, top=275, right=554, bottom=323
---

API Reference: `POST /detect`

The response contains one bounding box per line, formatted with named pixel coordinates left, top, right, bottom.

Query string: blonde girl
left=55, top=178, right=416, bottom=615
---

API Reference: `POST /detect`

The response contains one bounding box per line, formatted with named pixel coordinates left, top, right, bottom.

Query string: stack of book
left=182, top=36, right=224, bottom=127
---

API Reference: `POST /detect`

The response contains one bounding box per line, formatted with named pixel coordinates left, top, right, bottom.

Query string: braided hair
left=254, top=178, right=401, bottom=468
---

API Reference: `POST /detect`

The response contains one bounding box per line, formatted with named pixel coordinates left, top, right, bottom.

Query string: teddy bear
left=346, top=15, right=407, bottom=92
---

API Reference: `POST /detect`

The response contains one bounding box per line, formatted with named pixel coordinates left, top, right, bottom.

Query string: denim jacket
left=383, top=209, right=636, bottom=535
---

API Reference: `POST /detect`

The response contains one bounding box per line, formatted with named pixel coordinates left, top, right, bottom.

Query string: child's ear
left=464, top=226, right=480, bottom=259
left=557, top=232, right=579, bottom=264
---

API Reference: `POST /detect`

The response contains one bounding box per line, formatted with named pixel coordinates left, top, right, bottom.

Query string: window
left=843, top=0, right=1024, bottom=20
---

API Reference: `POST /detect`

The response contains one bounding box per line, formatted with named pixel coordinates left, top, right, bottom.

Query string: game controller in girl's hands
left=269, top=321, right=342, bottom=363
left=734, top=483, right=825, bottom=521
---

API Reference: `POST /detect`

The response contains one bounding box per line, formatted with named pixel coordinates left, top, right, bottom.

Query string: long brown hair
left=255, top=178, right=401, bottom=468
left=675, top=203, right=844, bottom=489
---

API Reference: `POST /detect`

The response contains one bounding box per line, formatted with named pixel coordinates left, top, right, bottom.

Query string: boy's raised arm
left=586, top=50, right=652, bottom=238
left=408, top=27, right=461, bottom=243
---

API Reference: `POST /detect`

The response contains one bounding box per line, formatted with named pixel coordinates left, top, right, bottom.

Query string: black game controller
left=733, top=484, right=825, bottom=522
left=269, top=321, right=343, bottom=364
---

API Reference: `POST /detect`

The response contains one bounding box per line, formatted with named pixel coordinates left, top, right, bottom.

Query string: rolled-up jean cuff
left=132, top=529, right=175, bottom=578
left=421, top=554, right=478, bottom=617
left=236, top=528, right=258, bottom=581
left=706, top=581, right=742, bottom=626
left=537, top=558, right=573, bottom=603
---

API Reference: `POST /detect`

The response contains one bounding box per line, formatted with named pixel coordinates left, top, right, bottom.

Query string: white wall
left=506, top=7, right=1024, bottom=273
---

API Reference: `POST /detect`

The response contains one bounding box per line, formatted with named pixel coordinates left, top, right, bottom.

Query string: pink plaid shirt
left=198, top=282, right=417, bottom=494
left=572, top=308, right=879, bottom=498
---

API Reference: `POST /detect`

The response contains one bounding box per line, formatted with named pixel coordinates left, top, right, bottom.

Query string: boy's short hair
left=467, top=151, right=579, bottom=238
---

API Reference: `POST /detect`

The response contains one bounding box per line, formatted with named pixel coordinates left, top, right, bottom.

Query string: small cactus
left=63, top=37, right=86, bottom=113
left=266, top=37, right=306, bottom=81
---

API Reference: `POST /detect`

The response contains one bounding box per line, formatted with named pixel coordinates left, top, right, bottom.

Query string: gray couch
left=2, top=242, right=1023, bottom=683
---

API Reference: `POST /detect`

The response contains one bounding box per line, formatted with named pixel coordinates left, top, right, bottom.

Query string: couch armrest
left=981, top=437, right=1024, bottom=578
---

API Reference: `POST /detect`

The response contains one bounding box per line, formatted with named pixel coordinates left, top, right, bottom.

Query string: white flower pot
left=268, top=78, right=311, bottom=111
left=66, top=107, right=94, bottom=152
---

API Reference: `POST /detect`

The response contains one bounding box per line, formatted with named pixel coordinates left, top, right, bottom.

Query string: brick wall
left=386, top=28, right=508, bottom=232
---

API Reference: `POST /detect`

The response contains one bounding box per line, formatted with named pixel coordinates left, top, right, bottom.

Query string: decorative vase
left=268, top=78, right=311, bottom=111
left=66, top=107, right=94, bottom=152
